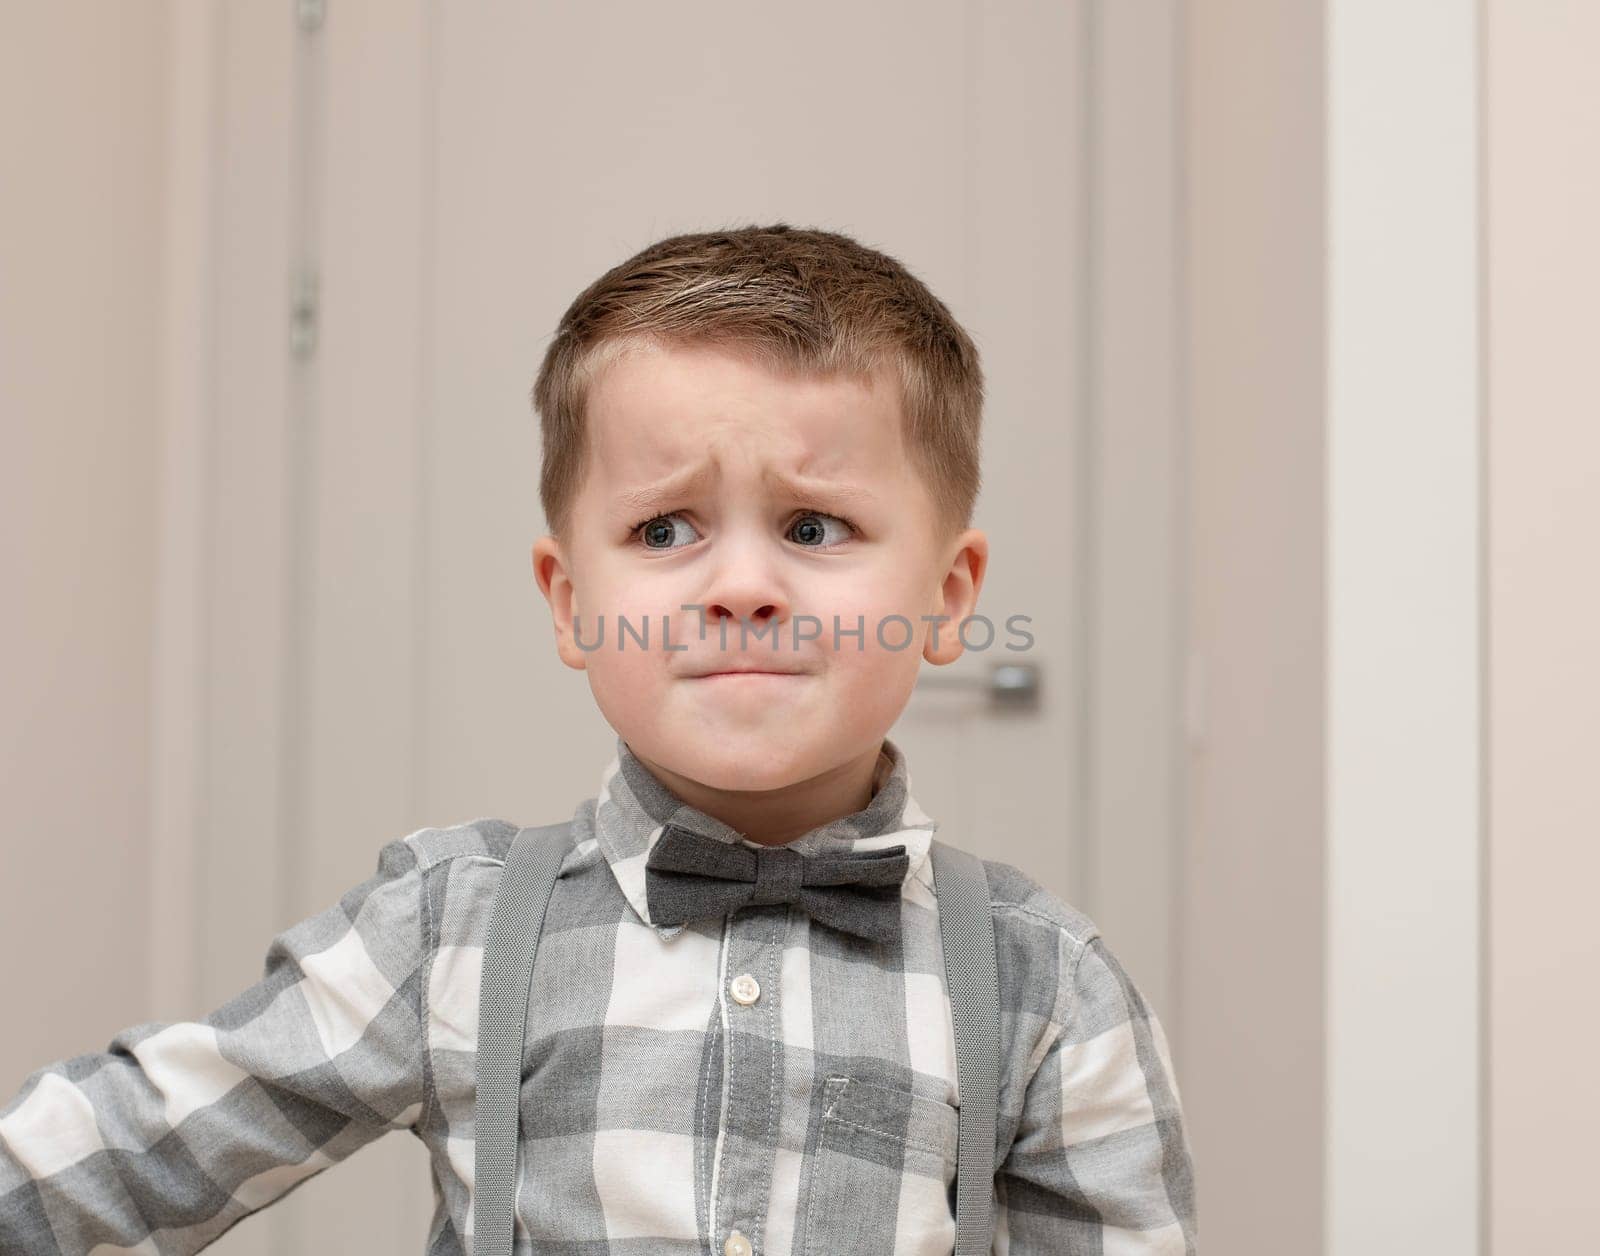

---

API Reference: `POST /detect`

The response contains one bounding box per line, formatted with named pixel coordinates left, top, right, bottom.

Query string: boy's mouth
left=692, top=669, right=808, bottom=679
left=684, top=660, right=810, bottom=678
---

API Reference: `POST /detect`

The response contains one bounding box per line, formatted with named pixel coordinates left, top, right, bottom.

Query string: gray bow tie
left=644, top=822, right=910, bottom=945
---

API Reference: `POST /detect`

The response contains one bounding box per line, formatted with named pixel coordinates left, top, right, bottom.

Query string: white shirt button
left=729, top=973, right=761, bottom=1005
left=724, top=1230, right=753, bottom=1256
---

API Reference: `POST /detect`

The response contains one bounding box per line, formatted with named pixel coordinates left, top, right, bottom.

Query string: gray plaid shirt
left=0, top=735, right=1198, bottom=1254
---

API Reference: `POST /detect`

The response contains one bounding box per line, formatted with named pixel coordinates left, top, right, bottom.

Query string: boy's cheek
left=821, top=630, right=926, bottom=697
left=583, top=656, right=674, bottom=745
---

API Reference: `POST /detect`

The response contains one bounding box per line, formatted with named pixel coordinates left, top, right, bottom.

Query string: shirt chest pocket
left=797, top=1075, right=961, bottom=1256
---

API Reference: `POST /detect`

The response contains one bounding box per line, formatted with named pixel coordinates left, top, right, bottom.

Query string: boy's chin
left=635, top=736, right=825, bottom=794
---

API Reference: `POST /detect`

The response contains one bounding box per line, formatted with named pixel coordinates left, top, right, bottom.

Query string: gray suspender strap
left=474, top=822, right=572, bottom=1256
left=473, top=824, right=1000, bottom=1256
left=931, top=837, right=1001, bottom=1256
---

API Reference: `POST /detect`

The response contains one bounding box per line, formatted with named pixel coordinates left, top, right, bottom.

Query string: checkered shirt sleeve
left=995, top=924, right=1198, bottom=1253
left=0, top=837, right=428, bottom=1254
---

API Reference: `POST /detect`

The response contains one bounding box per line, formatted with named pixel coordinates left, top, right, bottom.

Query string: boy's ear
left=531, top=535, right=588, bottom=671
left=924, top=527, right=989, bottom=666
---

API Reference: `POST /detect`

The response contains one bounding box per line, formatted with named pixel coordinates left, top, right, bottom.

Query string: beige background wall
left=1484, top=2, right=1600, bottom=1247
left=0, top=3, right=167, bottom=1072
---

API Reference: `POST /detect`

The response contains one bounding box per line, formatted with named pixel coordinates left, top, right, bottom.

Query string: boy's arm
left=0, top=836, right=430, bottom=1255
left=994, top=931, right=1199, bottom=1254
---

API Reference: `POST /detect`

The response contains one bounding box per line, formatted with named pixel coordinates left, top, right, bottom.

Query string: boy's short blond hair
left=531, top=223, right=984, bottom=544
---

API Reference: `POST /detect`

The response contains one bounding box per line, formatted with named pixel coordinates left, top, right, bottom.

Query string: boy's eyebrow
left=614, top=464, right=878, bottom=513
left=614, top=463, right=718, bottom=513
left=762, top=468, right=879, bottom=505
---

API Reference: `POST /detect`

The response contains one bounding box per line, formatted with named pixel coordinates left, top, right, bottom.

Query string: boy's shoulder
left=965, top=849, right=1102, bottom=953
left=947, top=850, right=1112, bottom=1031
left=391, top=815, right=526, bottom=873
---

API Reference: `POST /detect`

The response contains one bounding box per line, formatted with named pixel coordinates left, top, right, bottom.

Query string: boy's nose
left=699, top=592, right=787, bottom=640
left=698, top=603, right=785, bottom=655
left=695, top=543, right=793, bottom=642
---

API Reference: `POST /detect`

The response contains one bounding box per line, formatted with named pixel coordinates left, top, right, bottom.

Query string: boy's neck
left=629, top=741, right=888, bottom=847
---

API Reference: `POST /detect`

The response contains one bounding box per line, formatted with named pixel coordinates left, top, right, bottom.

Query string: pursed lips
left=694, top=670, right=804, bottom=677
left=687, top=666, right=809, bottom=678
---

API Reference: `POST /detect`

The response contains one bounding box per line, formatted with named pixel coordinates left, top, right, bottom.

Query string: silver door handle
left=915, top=661, right=1041, bottom=708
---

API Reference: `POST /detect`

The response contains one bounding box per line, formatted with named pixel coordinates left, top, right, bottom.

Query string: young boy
left=0, top=224, right=1197, bottom=1254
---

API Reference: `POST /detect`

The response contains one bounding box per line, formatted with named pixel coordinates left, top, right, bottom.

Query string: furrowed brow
left=611, top=463, right=879, bottom=515
left=761, top=468, right=879, bottom=506
left=613, top=464, right=719, bottom=514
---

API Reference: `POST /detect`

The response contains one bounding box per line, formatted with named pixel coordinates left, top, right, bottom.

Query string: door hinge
left=290, top=268, right=319, bottom=360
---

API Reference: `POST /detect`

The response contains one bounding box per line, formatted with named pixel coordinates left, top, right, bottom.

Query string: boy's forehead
left=584, top=342, right=903, bottom=490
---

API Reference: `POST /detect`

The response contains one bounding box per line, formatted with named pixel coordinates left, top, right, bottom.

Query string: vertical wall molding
left=1325, top=1, right=1482, bottom=1251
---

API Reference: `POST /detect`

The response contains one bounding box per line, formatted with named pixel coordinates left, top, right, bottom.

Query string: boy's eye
left=633, top=513, right=700, bottom=550
left=786, top=511, right=855, bottom=547
left=628, top=510, right=857, bottom=550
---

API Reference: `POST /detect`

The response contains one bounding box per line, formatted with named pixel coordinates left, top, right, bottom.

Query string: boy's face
left=532, top=339, right=987, bottom=804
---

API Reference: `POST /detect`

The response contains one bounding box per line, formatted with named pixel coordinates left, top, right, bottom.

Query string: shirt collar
left=582, top=733, right=938, bottom=938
